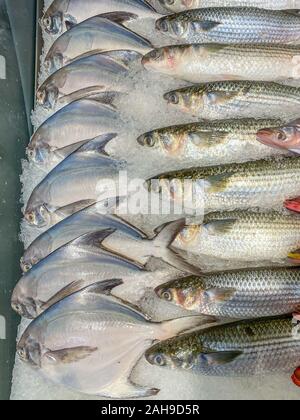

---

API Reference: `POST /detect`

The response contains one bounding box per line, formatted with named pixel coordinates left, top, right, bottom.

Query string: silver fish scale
left=190, top=318, right=300, bottom=376
left=197, top=269, right=300, bottom=318
left=160, top=1, right=300, bottom=12
left=192, top=81, right=300, bottom=120
left=165, top=8, right=300, bottom=44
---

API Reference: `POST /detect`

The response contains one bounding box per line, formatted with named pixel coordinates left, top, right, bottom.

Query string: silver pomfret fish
left=17, top=280, right=213, bottom=398
left=42, top=0, right=159, bottom=35
left=37, top=51, right=139, bottom=110
left=156, top=268, right=300, bottom=319
left=146, top=315, right=300, bottom=378
left=21, top=201, right=144, bottom=272
left=28, top=100, right=121, bottom=166
left=25, top=136, right=122, bottom=228
left=142, top=44, right=300, bottom=83
left=156, top=8, right=300, bottom=45
left=164, top=81, right=300, bottom=121
left=44, top=14, right=153, bottom=73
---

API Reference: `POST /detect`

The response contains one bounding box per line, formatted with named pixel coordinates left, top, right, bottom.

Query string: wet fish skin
left=42, top=0, right=159, bottom=35
left=158, top=0, right=300, bottom=13
left=172, top=210, right=300, bottom=265
left=17, top=280, right=212, bottom=398
left=142, top=44, right=300, bottom=83
left=152, top=156, right=300, bottom=214
left=156, top=268, right=300, bottom=319
left=44, top=14, right=153, bottom=73
left=137, top=118, right=287, bottom=171
left=12, top=232, right=147, bottom=319
left=156, top=8, right=300, bottom=45
left=37, top=50, right=139, bottom=110
left=21, top=201, right=144, bottom=272
left=28, top=99, right=121, bottom=166
left=25, top=135, right=122, bottom=229
left=257, top=119, right=300, bottom=155
left=164, top=81, right=300, bottom=121
left=145, top=315, right=300, bottom=377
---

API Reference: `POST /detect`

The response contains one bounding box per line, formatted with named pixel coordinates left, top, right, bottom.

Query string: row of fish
left=15, top=0, right=300, bottom=398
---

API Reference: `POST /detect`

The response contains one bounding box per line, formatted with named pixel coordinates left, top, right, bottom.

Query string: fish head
left=146, top=339, right=194, bottom=370
left=41, top=0, right=70, bottom=35
left=36, top=80, right=59, bottom=109
left=142, top=46, right=181, bottom=75
left=27, top=143, right=51, bottom=165
left=17, top=324, right=43, bottom=368
left=25, top=204, right=52, bottom=228
left=164, top=88, right=200, bottom=113
left=156, top=15, right=189, bottom=39
left=158, top=0, right=197, bottom=12
left=44, top=50, right=64, bottom=74
left=155, top=276, right=203, bottom=310
left=137, top=129, right=184, bottom=156
left=257, top=124, right=300, bottom=152
left=11, top=276, right=41, bottom=320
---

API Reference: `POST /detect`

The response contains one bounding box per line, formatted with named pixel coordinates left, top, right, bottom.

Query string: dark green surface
left=0, top=0, right=35, bottom=400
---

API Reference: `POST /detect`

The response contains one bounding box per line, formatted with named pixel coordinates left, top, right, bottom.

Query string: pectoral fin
left=200, top=351, right=243, bottom=367
left=44, top=346, right=98, bottom=364
left=206, top=91, right=241, bottom=106
left=197, top=20, right=221, bottom=32
left=190, top=131, right=228, bottom=148
left=204, top=288, right=236, bottom=304
left=41, top=279, right=123, bottom=312
left=205, top=173, right=234, bottom=193
left=205, top=219, right=237, bottom=235
left=101, top=380, right=159, bottom=399
left=54, top=200, right=96, bottom=219
left=98, top=11, right=138, bottom=25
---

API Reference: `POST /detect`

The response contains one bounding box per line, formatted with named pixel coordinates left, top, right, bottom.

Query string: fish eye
left=26, top=213, right=35, bottom=224
left=145, top=135, right=155, bottom=147
left=149, top=50, right=162, bottom=60
left=17, top=348, right=27, bottom=359
left=156, top=19, right=169, bottom=33
left=166, top=0, right=175, bottom=4
left=162, top=289, right=173, bottom=302
left=154, top=354, right=166, bottom=367
left=23, top=263, right=32, bottom=273
left=277, top=131, right=287, bottom=142
left=27, top=148, right=35, bottom=159
left=168, top=93, right=179, bottom=105
left=12, top=303, right=23, bottom=314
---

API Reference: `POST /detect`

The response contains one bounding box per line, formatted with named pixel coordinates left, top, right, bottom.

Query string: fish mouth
left=285, top=197, right=300, bottom=214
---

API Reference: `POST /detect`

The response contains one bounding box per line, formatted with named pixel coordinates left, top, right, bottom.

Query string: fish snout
left=285, top=197, right=300, bottom=214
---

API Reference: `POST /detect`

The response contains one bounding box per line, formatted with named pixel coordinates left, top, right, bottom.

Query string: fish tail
left=147, top=219, right=202, bottom=275
left=157, top=315, right=216, bottom=341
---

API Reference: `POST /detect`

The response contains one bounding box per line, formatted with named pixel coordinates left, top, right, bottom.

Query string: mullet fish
left=156, top=268, right=300, bottom=319
left=137, top=118, right=287, bottom=171
left=171, top=210, right=300, bottom=267
left=164, top=81, right=300, bottom=121
left=157, top=0, right=300, bottom=13
left=142, top=44, right=300, bottom=83
left=150, top=156, right=300, bottom=214
left=156, top=8, right=300, bottom=45
left=146, top=315, right=300, bottom=379
left=17, top=280, right=213, bottom=398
